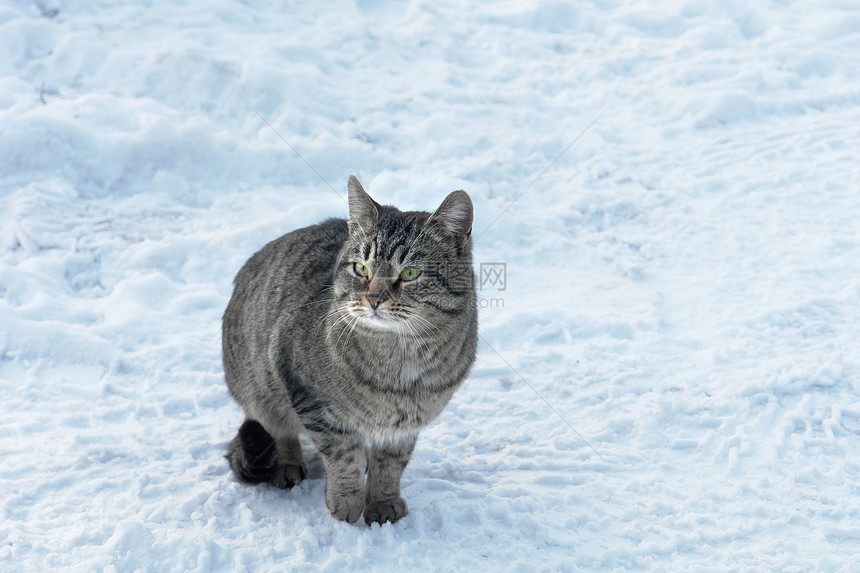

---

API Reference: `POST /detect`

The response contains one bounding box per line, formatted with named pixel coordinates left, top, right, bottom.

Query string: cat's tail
left=226, top=419, right=278, bottom=484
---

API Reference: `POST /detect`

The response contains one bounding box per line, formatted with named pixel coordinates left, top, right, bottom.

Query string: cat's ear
left=347, top=176, right=381, bottom=234
left=429, top=190, right=473, bottom=244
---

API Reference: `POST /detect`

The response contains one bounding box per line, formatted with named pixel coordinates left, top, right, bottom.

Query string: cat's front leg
left=364, top=435, right=417, bottom=525
left=311, top=431, right=367, bottom=523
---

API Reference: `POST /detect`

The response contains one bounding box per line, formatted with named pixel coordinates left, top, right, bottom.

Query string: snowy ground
left=2, top=0, right=860, bottom=570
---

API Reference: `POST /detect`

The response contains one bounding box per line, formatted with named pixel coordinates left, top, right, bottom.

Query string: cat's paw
left=327, top=495, right=365, bottom=524
left=270, top=462, right=308, bottom=489
left=364, top=497, right=408, bottom=525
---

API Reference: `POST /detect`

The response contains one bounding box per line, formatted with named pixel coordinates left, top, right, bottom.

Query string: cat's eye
left=400, top=267, right=421, bottom=281
left=353, top=262, right=369, bottom=277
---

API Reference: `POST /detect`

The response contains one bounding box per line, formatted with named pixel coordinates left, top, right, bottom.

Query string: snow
left=2, top=0, right=860, bottom=570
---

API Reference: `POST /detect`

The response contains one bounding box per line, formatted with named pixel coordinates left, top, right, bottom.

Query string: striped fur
left=223, top=176, right=478, bottom=525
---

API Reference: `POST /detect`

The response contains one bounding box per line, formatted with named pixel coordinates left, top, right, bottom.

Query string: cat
left=222, top=176, right=478, bottom=525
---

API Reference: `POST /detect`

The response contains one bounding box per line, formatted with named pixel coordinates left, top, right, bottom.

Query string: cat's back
left=235, top=217, right=348, bottom=291
left=223, top=217, right=348, bottom=360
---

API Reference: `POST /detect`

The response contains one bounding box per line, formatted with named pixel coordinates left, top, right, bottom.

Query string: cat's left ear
left=347, top=176, right=381, bottom=234
left=430, top=190, right=473, bottom=245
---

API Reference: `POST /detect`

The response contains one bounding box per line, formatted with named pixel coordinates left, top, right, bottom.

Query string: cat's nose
left=366, top=293, right=386, bottom=309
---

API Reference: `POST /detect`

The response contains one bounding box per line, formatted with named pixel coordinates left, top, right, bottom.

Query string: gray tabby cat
left=222, top=176, right=478, bottom=525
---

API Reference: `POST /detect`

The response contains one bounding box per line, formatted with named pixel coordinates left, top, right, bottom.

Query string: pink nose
left=366, top=294, right=383, bottom=309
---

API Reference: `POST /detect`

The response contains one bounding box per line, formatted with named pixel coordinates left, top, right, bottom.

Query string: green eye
left=353, top=262, right=369, bottom=277
left=400, top=267, right=421, bottom=281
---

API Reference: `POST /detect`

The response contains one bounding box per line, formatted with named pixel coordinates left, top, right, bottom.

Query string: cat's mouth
left=357, top=306, right=405, bottom=332
left=361, top=310, right=397, bottom=328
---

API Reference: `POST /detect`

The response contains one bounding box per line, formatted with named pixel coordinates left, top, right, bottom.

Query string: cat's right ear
left=347, top=176, right=381, bottom=234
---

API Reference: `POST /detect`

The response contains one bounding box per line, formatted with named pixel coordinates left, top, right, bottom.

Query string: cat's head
left=331, top=176, right=475, bottom=335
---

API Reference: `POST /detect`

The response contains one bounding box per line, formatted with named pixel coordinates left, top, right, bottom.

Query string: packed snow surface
left=2, top=0, right=860, bottom=570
